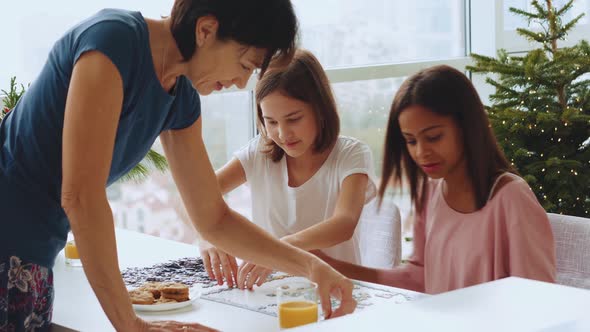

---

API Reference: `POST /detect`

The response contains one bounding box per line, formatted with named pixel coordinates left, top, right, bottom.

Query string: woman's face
left=260, top=91, right=319, bottom=159
left=187, top=16, right=266, bottom=95
left=398, top=104, right=465, bottom=179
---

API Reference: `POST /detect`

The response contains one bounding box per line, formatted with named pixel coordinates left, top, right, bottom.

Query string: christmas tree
left=1, top=76, right=168, bottom=182
left=469, top=0, right=590, bottom=217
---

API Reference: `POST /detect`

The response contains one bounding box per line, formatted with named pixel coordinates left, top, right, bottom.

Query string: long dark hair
left=170, top=0, right=298, bottom=77
left=379, top=65, right=516, bottom=213
left=255, top=49, right=340, bottom=162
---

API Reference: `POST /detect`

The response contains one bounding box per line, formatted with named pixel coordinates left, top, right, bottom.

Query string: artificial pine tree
left=1, top=76, right=168, bottom=182
left=469, top=0, right=590, bottom=217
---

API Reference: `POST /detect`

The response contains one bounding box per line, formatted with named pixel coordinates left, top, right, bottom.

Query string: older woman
left=0, top=0, right=356, bottom=330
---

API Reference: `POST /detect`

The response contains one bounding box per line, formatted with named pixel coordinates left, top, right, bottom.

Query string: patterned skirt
left=0, top=256, right=53, bottom=332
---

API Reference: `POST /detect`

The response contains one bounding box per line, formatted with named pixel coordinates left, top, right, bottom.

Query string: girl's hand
left=237, top=261, right=273, bottom=290
left=199, top=241, right=239, bottom=288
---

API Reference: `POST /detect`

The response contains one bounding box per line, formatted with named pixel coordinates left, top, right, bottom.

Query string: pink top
left=390, top=173, right=556, bottom=294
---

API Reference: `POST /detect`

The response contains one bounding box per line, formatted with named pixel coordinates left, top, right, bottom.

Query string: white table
left=292, top=277, right=590, bottom=332
left=52, top=229, right=590, bottom=332
left=51, top=229, right=281, bottom=331
left=51, top=229, right=418, bottom=332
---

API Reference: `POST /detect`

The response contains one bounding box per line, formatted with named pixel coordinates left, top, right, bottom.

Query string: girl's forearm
left=321, top=254, right=425, bottom=292
left=282, top=217, right=357, bottom=251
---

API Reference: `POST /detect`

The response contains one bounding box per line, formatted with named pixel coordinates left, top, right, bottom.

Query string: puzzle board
left=122, top=257, right=426, bottom=316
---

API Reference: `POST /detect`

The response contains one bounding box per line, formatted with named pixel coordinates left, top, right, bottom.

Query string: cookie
left=129, top=289, right=155, bottom=305
left=161, top=292, right=190, bottom=302
left=155, top=297, right=178, bottom=304
left=159, top=282, right=189, bottom=294
left=138, top=282, right=163, bottom=299
left=158, top=282, right=190, bottom=302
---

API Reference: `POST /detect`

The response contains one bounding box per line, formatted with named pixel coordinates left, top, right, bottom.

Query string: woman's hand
left=237, top=261, right=273, bottom=290
left=134, top=317, right=218, bottom=331
left=308, top=258, right=357, bottom=319
left=199, top=241, right=239, bottom=288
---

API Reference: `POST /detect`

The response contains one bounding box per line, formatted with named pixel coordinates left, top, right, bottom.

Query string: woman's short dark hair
left=380, top=65, right=516, bottom=212
left=255, top=49, right=340, bottom=162
left=170, top=0, right=298, bottom=77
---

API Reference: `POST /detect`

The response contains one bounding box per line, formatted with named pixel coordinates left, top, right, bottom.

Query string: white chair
left=355, top=198, right=402, bottom=269
left=547, top=213, right=590, bottom=290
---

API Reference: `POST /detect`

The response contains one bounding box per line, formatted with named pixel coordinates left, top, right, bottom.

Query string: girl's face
left=260, top=91, right=319, bottom=159
left=398, top=104, right=465, bottom=179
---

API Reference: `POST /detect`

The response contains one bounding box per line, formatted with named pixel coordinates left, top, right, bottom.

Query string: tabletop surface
left=291, top=276, right=590, bottom=332
left=51, top=229, right=423, bottom=332
left=51, top=229, right=590, bottom=332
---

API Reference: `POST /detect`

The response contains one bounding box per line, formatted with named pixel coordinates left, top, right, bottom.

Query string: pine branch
left=119, top=163, right=150, bottom=183
left=561, top=14, right=585, bottom=35
left=468, top=58, right=525, bottom=77
left=555, top=0, right=574, bottom=17
left=531, top=0, right=548, bottom=17
left=516, top=28, right=549, bottom=44
left=509, top=7, right=542, bottom=20
left=1, top=77, right=26, bottom=110
left=1, top=77, right=28, bottom=121
left=118, top=149, right=169, bottom=183
left=144, top=149, right=169, bottom=172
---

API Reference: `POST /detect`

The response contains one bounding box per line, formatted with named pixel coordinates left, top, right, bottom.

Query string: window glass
left=294, top=0, right=466, bottom=68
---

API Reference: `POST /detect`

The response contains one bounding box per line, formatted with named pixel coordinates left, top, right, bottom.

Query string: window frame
left=213, top=0, right=588, bottom=156
left=212, top=0, right=474, bottom=139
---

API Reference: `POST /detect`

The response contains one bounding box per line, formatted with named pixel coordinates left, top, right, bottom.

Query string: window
left=294, top=0, right=466, bottom=68
left=198, top=92, right=254, bottom=169
left=108, top=92, right=252, bottom=243
left=334, top=78, right=405, bottom=176
left=3, top=1, right=472, bottom=246
left=0, top=1, right=174, bottom=86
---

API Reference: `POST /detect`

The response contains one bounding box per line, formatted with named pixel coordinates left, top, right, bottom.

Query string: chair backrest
left=547, top=213, right=590, bottom=290
left=355, top=198, right=402, bottom=269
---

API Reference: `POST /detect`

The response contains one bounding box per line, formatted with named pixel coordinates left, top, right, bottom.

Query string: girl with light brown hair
left=200, top=50, right=378, bottom=292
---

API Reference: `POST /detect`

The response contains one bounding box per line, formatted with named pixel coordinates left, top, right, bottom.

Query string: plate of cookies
left=128, top=282, right=200, bottom=312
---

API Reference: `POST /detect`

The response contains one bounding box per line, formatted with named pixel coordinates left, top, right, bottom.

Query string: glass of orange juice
left=64, top=233, right=82, bottom=267
left=277, top=281, right=319, bottom=329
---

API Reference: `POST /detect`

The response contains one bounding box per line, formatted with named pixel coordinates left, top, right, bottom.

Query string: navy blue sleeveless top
left=0, top=9, right=201, bottom=267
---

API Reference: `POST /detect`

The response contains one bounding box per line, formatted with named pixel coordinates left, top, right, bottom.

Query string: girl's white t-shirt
left=234, top=135, right=377, bottom=264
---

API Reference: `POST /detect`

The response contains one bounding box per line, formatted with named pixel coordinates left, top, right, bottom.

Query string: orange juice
left=278, top=301, right=318, bottom=329
left=64, top=241, right=79, bottom=259
left=64, top=240, right=83, bottom=266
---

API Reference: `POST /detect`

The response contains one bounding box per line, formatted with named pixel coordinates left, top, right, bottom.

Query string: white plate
left=132, top=288, right=201, bottom=312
